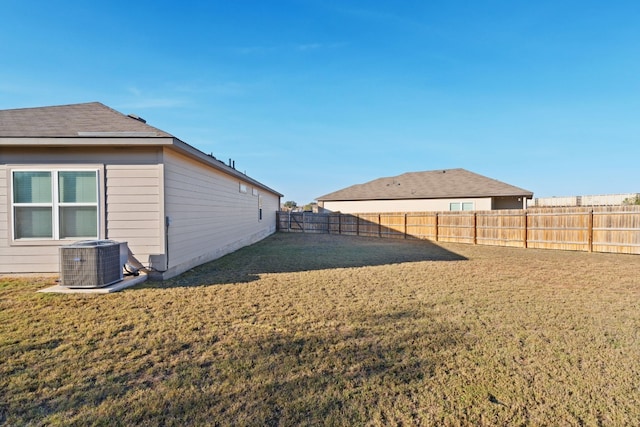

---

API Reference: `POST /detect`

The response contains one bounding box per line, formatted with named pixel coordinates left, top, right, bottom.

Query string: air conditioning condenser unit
left=59, top=240, right=126, bottom=288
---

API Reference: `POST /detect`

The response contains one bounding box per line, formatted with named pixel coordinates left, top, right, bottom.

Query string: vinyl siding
left=0, top=146, right=161, bottom=165
left=0, top=146, right=163, bottom=274
left=105, top=164, right=164, bottom=267
left=0, top=165, right=6, bottom=235
left=0, top=143, right=280, bottom=277
left=162, top=150, right=278, bottom=278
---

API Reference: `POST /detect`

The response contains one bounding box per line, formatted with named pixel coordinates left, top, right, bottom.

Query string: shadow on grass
left=28, top=308, right=470, bottom=426
left=221, top=310, right=469, bottom=425
left=143, top=232, right=467, bottom=288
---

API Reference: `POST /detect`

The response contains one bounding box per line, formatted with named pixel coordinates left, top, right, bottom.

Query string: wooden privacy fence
left=277, top=206, right=640, bottom=255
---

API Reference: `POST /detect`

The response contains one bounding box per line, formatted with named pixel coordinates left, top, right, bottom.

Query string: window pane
left=59, top=171, right=97, bottom=203
left=462, top=202, right=474, bottom=211
left=449, top=202, right=461, bottom=211
left=14, top=207, right=53, bottom=238
left=59, top=206, right=98, bottom=238
left=13, top=172, right=52, bottom=203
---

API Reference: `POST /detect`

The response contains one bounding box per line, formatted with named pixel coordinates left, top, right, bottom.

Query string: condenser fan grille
left=59, top=240, right=123, bottom=288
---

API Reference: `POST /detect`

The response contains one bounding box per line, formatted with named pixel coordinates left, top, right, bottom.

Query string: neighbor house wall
left=160, top=149, right=279, bottom=279
left=0, top=146, right=164, bottom=274
left=320, top=198, right=493, bottom=214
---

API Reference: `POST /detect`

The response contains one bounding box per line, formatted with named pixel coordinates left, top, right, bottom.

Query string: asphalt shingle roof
left=0, top=101, right=283, bottom=197
left=317, top=168, right=533, bottom=201
left=0, top=102, right=173, bottom=137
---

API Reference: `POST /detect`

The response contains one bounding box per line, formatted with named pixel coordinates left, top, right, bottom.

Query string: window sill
left=10, top=238, right=99, bottom=247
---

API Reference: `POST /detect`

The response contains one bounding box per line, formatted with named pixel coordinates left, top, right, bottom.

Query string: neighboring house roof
left=0, top=102, right=173, bottom=137
left=0, top=102, right=283, bottom=197
left=317, top=168, right=533, bottom=201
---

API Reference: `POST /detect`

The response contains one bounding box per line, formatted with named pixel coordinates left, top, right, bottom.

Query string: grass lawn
left=1, top=232, right=640, bottom=426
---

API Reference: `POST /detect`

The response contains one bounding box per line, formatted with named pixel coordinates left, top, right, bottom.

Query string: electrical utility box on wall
left=59, top=240, right=126, bottom=288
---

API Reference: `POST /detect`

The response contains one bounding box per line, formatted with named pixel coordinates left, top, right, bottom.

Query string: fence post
left=473, top=212, right=477, bottom=245
left=378, top=214, right=382, bottom=238
left=288, top=211, right=291, bottom=232
left=522, top=211, right=528, bottom=248
left=338, top=214, right=342, bottom=235
left=435, top=213, right=439, bottom=242
left=357, top=215, right=360, bottom=236
left=404, top=213, right=408, bottom=239
left=588, top=209, right=594, bottom=252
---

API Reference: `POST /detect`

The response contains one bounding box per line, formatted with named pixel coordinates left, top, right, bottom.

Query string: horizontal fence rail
left=277, top=206, right=640, bottom=255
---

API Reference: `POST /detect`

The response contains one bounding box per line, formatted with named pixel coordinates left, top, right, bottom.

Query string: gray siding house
left=0, top=102, right=282, bottom=279
left=317, top=168, right=533, bottom=213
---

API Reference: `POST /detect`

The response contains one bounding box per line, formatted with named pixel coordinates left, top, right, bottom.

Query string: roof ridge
left=0, top=101, right=104, bottom=113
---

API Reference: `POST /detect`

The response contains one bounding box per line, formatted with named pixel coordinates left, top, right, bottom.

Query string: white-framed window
left=12, top=169, right=99, bottom=240
left=239, top=183, right=248, bottom=193
left=450, top=202, right=474, bottom=211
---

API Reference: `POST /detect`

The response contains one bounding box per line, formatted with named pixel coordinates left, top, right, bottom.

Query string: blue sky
left=2, top=1, right=639, bottom=204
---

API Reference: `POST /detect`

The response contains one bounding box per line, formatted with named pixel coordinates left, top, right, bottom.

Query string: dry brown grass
left=1, top=233, right=640, bottom=426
